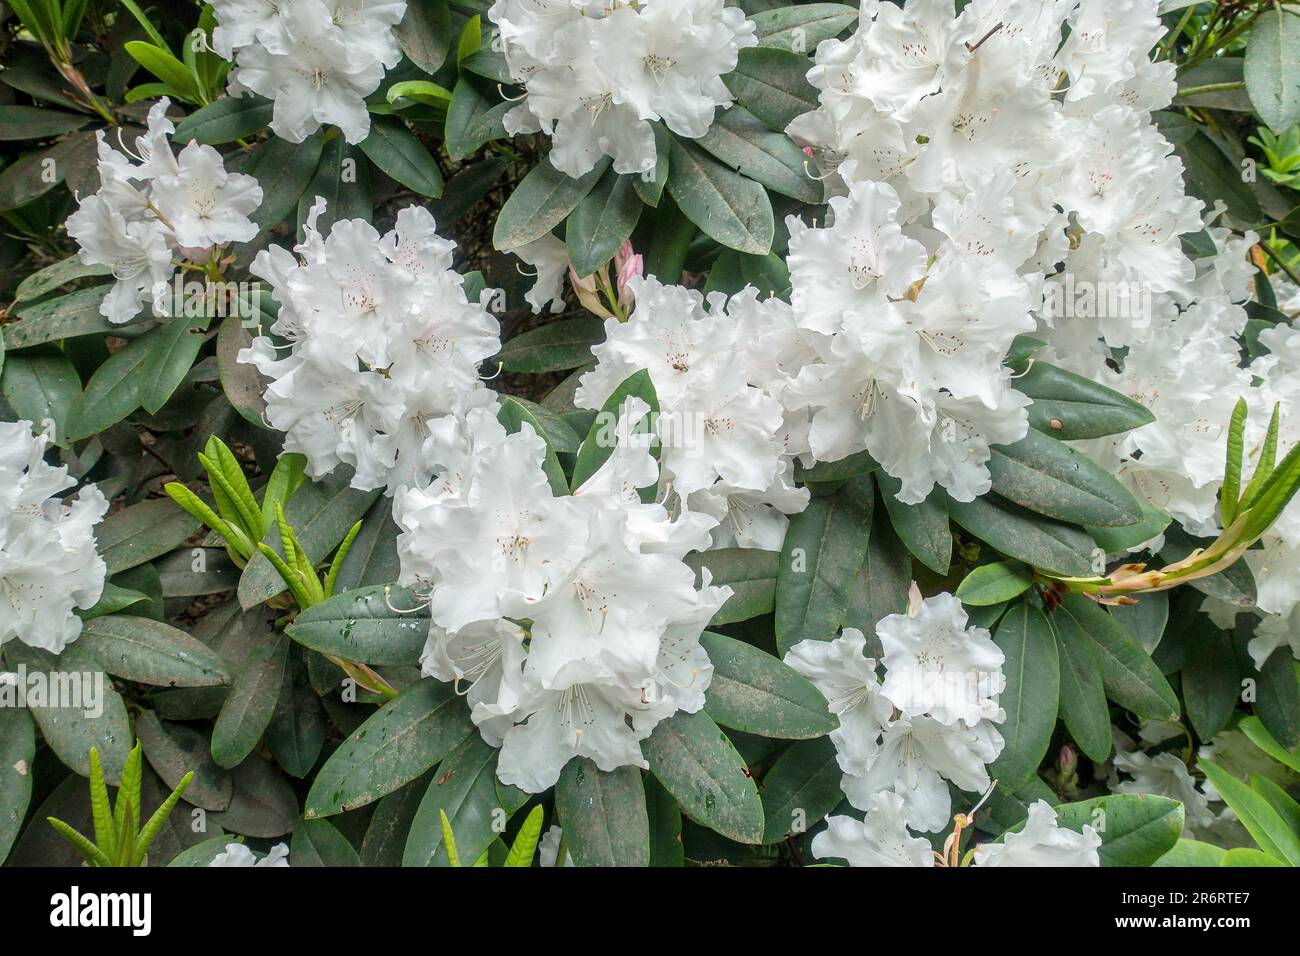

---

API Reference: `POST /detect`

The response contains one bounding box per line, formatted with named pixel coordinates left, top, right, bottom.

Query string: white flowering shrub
left=0, top=0, right=1298, bottom=874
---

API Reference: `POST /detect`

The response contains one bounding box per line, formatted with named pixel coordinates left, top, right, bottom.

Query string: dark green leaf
left=701, top=631, right=836, bottom=739
left=759, top=736, right=842, bottom=844
left=287, top=584, right=429, bottom=666
left=211, top=636, right=288, bottom=769
left=642, top=709, right=764, bottom=844
left=304, top=679, right=473, bottom=817
left=554, top=759, right=650, bottom=867
left=666, top=135, right=774, bottom=256
left=684, top=548, right=778, bottom=625
left=567, top=167, right=642, bottom=277
left=359, top=117, right=444, bottom=197
left=493, top=157, right=609, bottom=252
left=988, top=428, right=1142, bottom=527
left=497, top=316, right=605, bottom=373
left=990, top=602, right=1060, bottom=790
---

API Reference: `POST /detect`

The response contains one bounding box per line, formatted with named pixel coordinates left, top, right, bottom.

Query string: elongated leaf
left=1200, top=759, right=1300, bottom=866
left=722, top=46, right=819, bottom=132
left=946, top=492, right=1096, bottom=577
left=305, top=679, right=473, bottom=817
left=695, top=105, right=821, bottom=203
left=1245, top=8, right=1300, bottom=132
left=211, top=636, right=288, bottom=769
left=1015, top=361, right=1154, bottom=440
left=1055, top=594, right=1179, bottom=721
left=359, top=117, right=444, bottom=196
left=0, top=707, right=35, bottom=864
left=493, top=157, right=609, bottom=251
left=1, top=643, right=132, bottom=784
left=443, top=75, right=508, bottom=162
left=1051, top=794, right=1183, bottom=867
left=497, top=316, right=605, bottom=374
left=752, top=4, right=858, bottom=52
left=990, top=602, right=1060, bottom=790
left=4, top=286, right=113, bottom=348
left=249, top=133, right=326, bottom=236
left=1052, top=613, right=1112, bottom=762
left=292, top=817, right=360, bottom=866
left=287, top=584, right=428, bottom=665
left=554, top=759, right=650, bottom=867
left=97, top=497, right=201, bottom=577
left=404, top=735, right=505, bottom=866
left=1182, top=621, right=1239, bottom=741
left=775, top=476, right=873, bottom=655
left=700, top=632, right=836, bottom=739
left=0, top=347, right=80, bottom=440
left=138, top=317, right=209, bottom=414
left=684, top=548, right=778, bottom=625
left=988, top=428, right=1142, bottom=527
left=0, top=105, right=91, bottom=140
left=642, top=709, right=764, bottom=844
left=79, top=614, right=230, bottom=687
left=633, top=123, right=670, bottom=207
left=174, top=96, right=274, bottom=144
left=134, top=712, right=232, bottom=812
left=878, top=475, right=951, bottom=575
left=567, top=167, right=642, bottom=277
left=666, top=135, right=774, bottom=255
left=843, top=502, right=909, bottom=638
left=64, top=332, right=155, bottom=441
left=759, top=735, right=842, bottom=844
left=395, top=0, right=454, bottom=74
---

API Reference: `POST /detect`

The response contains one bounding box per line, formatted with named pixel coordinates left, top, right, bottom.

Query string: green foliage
left=47, top=743, right=193, bottom=867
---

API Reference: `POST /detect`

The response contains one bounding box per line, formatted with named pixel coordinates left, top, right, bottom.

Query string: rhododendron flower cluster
left=489, top=0, right=757, bottom=177
left=65, top=98, right=262, bottom=324
left=785, top=0, right=1300, bottom=654
left=239, top=200, right=501, bottom=494
left=0, top=421, right=108, bottom=654
left=392, top=399, right=732, bottom=792
left=786, top=594, right=1007, bottom=834
left=789, top=595, right=1098, bottom=866
left=576, top=276, right=813, bottom=549
left=211, top=0, right=406, bottom=144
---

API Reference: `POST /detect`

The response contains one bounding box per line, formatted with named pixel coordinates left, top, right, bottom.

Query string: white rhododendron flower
left=212, top=0, right=405, bottom=143
left=781, top=0, right=1290, bottom=536
left=577, top=277, right=812, bottom=550
left=786, top=596, right=1006, bottom=835
left=490, top=0, right=757, bottom=177
left=239, top=200, right=501, bottom=494
left=876, top=593, right=1005, bottom=726
left=812, top=792, right=935, bottom=868
left=394, top=398, right=731, bottom=792
left=209, top=842, right=291, bottom=867
left=1111, top=747, right=1219, bottom=835
left=0, top=421, right=108, bottom=654
left=973, top=801, right=1101, bottom=867
left=65, top=98, right=262, bottom=324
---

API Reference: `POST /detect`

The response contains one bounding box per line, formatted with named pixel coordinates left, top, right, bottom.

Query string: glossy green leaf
left=666, top=136, right=774, bottom=256
left=700, top=631, right=836, bottom=739
left=775, top=475, right=873, bottom=655
left=554, top=759, right=651, bottom=867
left=643, top=709, right=764, bottom=845
left=990, top=602, right=1060, bottom=790
left=305, top=679, right=473, bottom=817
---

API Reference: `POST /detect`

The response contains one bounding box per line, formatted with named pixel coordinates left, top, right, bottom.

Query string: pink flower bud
left=615, top=246, right=643, bottom=297
left=1058, top=745, right=1077, bottom=777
